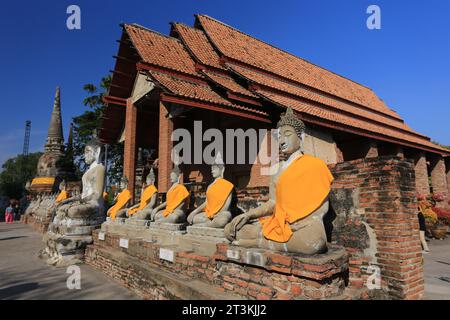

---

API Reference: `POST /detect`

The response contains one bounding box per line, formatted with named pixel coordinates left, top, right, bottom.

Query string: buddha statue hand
left=227, top=213, right=251, bottom=241
left=187, top=209, right=200, bottom=225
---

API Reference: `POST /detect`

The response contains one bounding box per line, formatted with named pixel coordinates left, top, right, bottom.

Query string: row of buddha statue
left=102, top=107, right=334, bottom=255
left=40, top=108, right=334, bottom=264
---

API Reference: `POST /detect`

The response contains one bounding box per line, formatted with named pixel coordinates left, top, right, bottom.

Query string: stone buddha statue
left=52, top=139, right=106, bottom=221
left=127, top=168, right=158, bottom=220
left=224, top=108, right=334, bottom=255
left=151, top=166, right=189, bottom=223
left=55, top=180, right=69, bottom=203
left=41, top=137, right=106, bottom=266
left=107, top=176, right=132, bottom=220
left=187, top=154, right=234, bottom=228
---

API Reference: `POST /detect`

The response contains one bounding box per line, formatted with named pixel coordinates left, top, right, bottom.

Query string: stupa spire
left=45, top=86, right=64, bottom=153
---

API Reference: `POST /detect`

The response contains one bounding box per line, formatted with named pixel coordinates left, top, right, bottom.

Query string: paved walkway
left=1, top=222, right=449, bottom=299
left=423, top=237, right=450, bottom=300
left=0, top=222, right=138, bottom=300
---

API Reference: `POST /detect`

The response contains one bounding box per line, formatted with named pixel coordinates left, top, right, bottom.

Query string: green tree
left=0, top=152, right=42, bottom=199
left=72, top=75, right=123, bottom=184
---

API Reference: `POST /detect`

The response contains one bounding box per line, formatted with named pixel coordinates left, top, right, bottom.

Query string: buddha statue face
left=276, top=107, right=306, bottom=157
left=279, top=125, right=303, bottom=156
left=119, top=177, right=128, bottom=190
left=169, top=171, right=180, bottom=184
left=84, top=145, right=100, bottom=165
left=146, top=170, right=155, bottom=186
left=211, top=165, right=224, bottom=179
left=59, top=181, right=66, bottom=192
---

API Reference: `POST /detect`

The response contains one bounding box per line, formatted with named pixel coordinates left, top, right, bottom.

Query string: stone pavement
left=423, top=237, right=450, bottom=300
left=0, top=222, right=139, bottom=300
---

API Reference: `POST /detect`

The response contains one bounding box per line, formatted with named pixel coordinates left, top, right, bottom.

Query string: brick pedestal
left=430, top=156, right=448, bottom=208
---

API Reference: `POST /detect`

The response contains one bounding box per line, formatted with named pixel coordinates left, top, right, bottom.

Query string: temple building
left=30, top=87, right=75, bottom=194
left=99, top=14, right=450, bottom=206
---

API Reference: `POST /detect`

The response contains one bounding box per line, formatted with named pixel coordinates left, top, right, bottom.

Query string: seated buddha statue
left=55, top=180, right=69, bottom=203
left=224, top=108, right=334, bottom=255
left=187, top=154, right=234, bottom=228
left=52, top=138, right=106, bottom=222
left=127, top=168, right=158, bottom=220
left=151, top=166, right=189, bottom=224
left=107, top=176, right=132, bottom=220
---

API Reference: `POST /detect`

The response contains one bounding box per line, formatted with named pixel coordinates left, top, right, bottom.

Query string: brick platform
left=86, top=229, right=349, bottom=300
left=21, top=215, right=51, bottom=234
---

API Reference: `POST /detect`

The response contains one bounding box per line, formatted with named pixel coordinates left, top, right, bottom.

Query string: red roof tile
left=196, top=14, right=401, bottom=120
left=124, top=24, right=198, bottom=76
left=171, top=23, right=225, bottom=71
left=147, top=70, right=268, bottom=116
left=255, top=88, right=448, bottom=153
left=201, top=70, right=258, bottom=99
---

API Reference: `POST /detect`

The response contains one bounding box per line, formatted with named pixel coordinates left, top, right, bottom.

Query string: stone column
left=124, top=98, right=137, bottom=202
left=365, top=141, right=378, bottom=158
left=413, top=152, right=430, bottom=196
left=446, top=158, right=450, bottom=201
left=158, top=101, right=174, bottom=193
left=430, top=155, right=448, bottom=208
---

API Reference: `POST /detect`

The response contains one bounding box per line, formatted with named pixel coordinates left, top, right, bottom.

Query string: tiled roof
left=201, top=70, right=258, bottom=99
left=171, top=23, right=225, bottom=71
left=255, top=88, right=447, bottom=153
left=227, top=63, right=427, bottom=139
left=112, top=16, right=448, bottom=155
left=124, top=24, right=198, bottom=76
left=147, top=71, right=267, bottom=116
left=196, top=14, right=401, bottom=120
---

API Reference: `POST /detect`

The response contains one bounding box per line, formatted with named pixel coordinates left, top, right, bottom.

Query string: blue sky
left=0, top=0, right=449, bottom=167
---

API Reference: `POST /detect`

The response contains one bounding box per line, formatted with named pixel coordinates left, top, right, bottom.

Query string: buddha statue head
left=119, top=176, right=129, bottom=190
left=146, top=168, right=156, bottom=186
left=169, top=165, right=181, bottom=185
left=84, top=137, right=103, bottom=166
left=277, top=107, right=306, bottom=156
left=211, top=153, right=225, bottom=179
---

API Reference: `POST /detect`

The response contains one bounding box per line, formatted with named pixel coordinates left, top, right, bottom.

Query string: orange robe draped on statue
left=128, top=185, right=158, bottom=216
left=163, top=184, right=189, bottom=217
left=109, top=189, right=131, bottom=220
left=204, top=178, right=234, bottom=218
left=55, top=190, right=68, bottom=203
left=260, top=154, right=334, bottom=243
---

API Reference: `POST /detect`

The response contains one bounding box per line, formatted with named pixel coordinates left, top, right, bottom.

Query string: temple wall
left=329, top=156, right=424, bottom=299
left=303, top=127, right=338, bottom=165
left=413, top=153, right=430, bottom=196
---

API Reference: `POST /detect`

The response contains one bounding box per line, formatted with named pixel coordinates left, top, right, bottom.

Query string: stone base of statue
left=40, top=215, right=105, bottom=267
left=85, top=228, right=351, bottom=300
left=181, top=226, right=230, bottom=256
left=143, top=222, right=187, bottom=246
left=100, top=217, right=150, bottom=239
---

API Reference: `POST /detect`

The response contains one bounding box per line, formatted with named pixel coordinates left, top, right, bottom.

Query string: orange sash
left=163, top=184, right=189, bottom=217
left=204, top=178, right=234, bottom=218
left=128, top=185, right=157, bottom=216
left=55, top=190, right=68, bottom=203
left=260, top=154, right=334, bottom=243
left=109, top=189, right=131, bottom=220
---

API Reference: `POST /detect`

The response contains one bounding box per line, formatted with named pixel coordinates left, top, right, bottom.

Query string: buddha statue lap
left=187, top=155, right=234, bottom=229
left=224, top=108, right=334, bottom=255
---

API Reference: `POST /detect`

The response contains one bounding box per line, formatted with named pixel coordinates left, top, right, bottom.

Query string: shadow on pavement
left=0, top=282, right=39, bottom=299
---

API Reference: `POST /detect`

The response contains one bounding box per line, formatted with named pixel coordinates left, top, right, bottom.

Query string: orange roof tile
left=227, top=63, right=428, bottom=140
left=255, top=88, right=448, bottom=153
left=171, top=23, right=225, bottom=71
left=147, top=70, right=267, bottom=116
left=201, top=70, right=258, bottom=99
left=124, top=24, right=198, bottom=76
left=196, top=14, right=401, bottom=120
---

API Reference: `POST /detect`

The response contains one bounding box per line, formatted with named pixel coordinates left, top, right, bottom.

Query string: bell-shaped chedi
left=31, top=87, right=74, bottom=193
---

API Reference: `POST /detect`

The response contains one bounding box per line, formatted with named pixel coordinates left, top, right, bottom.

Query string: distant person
left=418, top=210, right=430, bottom=253
left=14, top=204, right=20, bottom=221
left=5, top=204, right=14, bottom=224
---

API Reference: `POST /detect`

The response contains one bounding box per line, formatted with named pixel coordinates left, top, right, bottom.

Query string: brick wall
left=430, top=156, right=449, bottom=208
left=329, top=156, right=424, bottom=299
left=86, top=231, right=349, bottom=300
left=158, top=102, right=174, bottom=193
left=413, top=153, right=430, bottom=196
left=124, top=98, right=137, bottom=201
